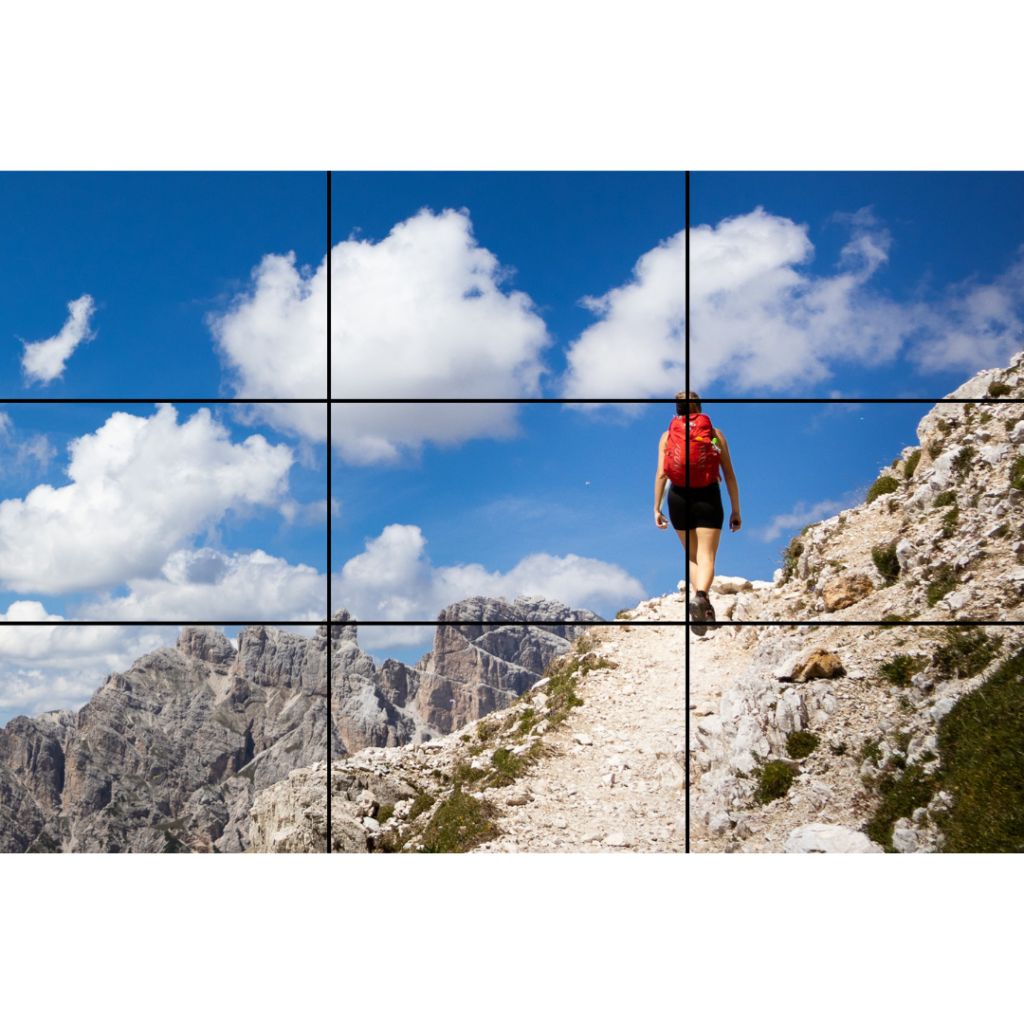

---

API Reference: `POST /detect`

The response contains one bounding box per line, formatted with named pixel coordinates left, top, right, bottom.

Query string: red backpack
left=664, top=413, right=721, bottom=487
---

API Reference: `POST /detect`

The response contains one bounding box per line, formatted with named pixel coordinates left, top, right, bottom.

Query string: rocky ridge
left=256, top=354, right=1024, bottom=853
left=0, top=623, right=327, bottom=852
left=331, top=596, right=601, bottom=755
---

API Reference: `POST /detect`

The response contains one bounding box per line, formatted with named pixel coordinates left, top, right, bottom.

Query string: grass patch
left=932, top=625, right=1003, bottom=681
left=408, top=792, right=435, bottom=820
left=864, top=763, right=935, bottom=850
left=879, top=654, right=922, bottom=688
left=487, top=747, right=531, bottom=788
left=476, top=719, right=499, bottom=743
left=927, top=440, right=943, bottom=460
left=786, top=731, right=819, bottom=758
left=934, top=647, right=1024, bottom=852
left=980, top=411, right=992, bottom=425
left=988, top=381, right=1013, bottom=398
left=615, top=609, right=633, bottom=620
left=830, top=741, right=848, bottom=756
left=937, top=417, right=953, bottom=435
left=1011, top=456, right=1024, bottom=491
left=861, top=738, right=883, bottom=767
left=926, top=564, right=959, bottom=607
left=952, top=445, right=976, bottom=478
left=419, top=785, right=498, bottom=853
left=933, top=490, right=956, bottom=508
left=866, top=474, right=899, bottom=504
left=515, top=707, right=537, bottom=738
left=871, top=541, right=900, bottom=583
left=753, top=761, right=797, bottom=804
left=881, top=614, right=911, bottom=627
left=1005, top=416, right=1020, bottom=435
left=376, top=804, right=395, bottom=826
left=942, top=504, right=960, bottom=538
left=903, top=450, right=922, bottom=479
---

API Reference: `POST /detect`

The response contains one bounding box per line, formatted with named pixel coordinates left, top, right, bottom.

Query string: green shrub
left=881, top=613, right=910, bottom=627
left=952, top=445, right=976, bottom=477
left=988, top=381, right=1013, bottom=398
left=933, top=490, right=957, bottom=508
left=926, top=564, right=959, bottom=607
left=1005, top=416, right=1020, bottom=435
left=377, top=804, right=395, bottom=825
left=1011, top=456, right=1024, bottom=491
left=928, top=440, right=943, bottom=459
left=488, top=748, right=529, bottom=787
left=867, top=474, right=900, bottom=504
left=980, top=411, right=992, bottom=425
left=942, top=505, right=960, bottom=538
left=780, top=537, right=804, bottom=582
left=871, top=541, right=900, bottom=583
left=786, top=731, right=819, bottom=759
left=864, top=763, right=935, bottom=850
left=861, top=738, right=882, bottom=767
left=879, top=654, right=920, bottom=687
left=753, top=761, right=797, bottom=804
left=408, top=792, right=435, bottom=820
left=903, top=450, right=922, bottom=479
left=937, top=418, right=953, bottom=435
left=932, top=625, right=1003, bottom=681
left=420, top=785, right=497, bottom=853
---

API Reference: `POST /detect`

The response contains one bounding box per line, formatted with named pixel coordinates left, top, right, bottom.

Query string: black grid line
left=0, top=398, right=327, bottom=404
left=327, top=169, right=333, bottom=849
left=684, top=169, right=691, bottom=853
left=326, top=396, right=1021, bottom=405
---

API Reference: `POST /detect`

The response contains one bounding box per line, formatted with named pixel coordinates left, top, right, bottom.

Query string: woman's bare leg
left=677, top=528, right=722, bottom=594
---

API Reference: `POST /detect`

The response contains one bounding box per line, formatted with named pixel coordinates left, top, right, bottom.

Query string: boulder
left=776, top=648, right=844, bottom=682
left=784, top=823, right=884, bottom=854
left=822, top=574, right=873, bottom=612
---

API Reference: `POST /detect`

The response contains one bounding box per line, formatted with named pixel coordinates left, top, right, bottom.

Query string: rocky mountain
left=259, top=354, right=1024, bottom=854
left=0, top=623, right=328, bottom=852
left=331, top=595, right=602, bottom=755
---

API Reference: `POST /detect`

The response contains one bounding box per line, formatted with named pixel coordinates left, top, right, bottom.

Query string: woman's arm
left=654, top=432, right=669, bottom=529
left=716, top=429, right=742, bottom=531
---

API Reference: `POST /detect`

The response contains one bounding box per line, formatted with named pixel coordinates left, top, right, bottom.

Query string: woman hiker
left=654, top=391, right=742, bottom=635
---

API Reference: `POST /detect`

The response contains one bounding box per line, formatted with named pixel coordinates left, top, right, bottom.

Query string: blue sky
left=0, top=173, right=326, bottom=725
left=331, top=172, right=1024, bottom=663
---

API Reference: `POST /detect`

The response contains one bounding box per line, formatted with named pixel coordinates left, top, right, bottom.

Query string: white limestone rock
left=784, top=823, right=884, bottom=854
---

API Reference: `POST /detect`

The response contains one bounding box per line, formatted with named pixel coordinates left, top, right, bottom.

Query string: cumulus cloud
left=77, top=548, right=326, bottom=622
left=331, top=208, right=550, bottom=463
left=21, top=294, right=96, bottom=385
left=0, top=404, right=294, bottom=594
left=562, top=208, right=910, bottom=402
left=0, top=609, right=177, bottom=722
left=908, top=250, right=1024, bottom=374
left=332, top=523, right=645, bottom=649
left=209, top=252, right=327, bottom=442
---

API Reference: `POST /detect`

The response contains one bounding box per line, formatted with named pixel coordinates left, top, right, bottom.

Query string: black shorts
left=667, top=482, right=724, bottom=531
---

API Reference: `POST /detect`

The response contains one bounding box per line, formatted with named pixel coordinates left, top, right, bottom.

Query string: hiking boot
left=704, top=598, right=717, bottom=629
left=689, top=591, right=710, bottom=636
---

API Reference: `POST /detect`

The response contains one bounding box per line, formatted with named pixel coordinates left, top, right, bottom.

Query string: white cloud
left=209, top=252, right=327, bottom=442
left=0, top=404, right=294, bottom=594
left=21, top=294, right=96, bottom=385
left=755, top=497, right=854, bottom=543
left=332, top=523, right=645, bottom=649
left=0, top=608, right=178, bottom=720
left=331, top=208, right=550, bottom=463
left=908, top=250, right=1024, bottom=374
left=562, top=208, right=910, bottom=401
left=77, top=548, right=326, bottom=622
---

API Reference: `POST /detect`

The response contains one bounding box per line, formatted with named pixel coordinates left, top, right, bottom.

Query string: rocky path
left=472, top=595, right=755, bottom=853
